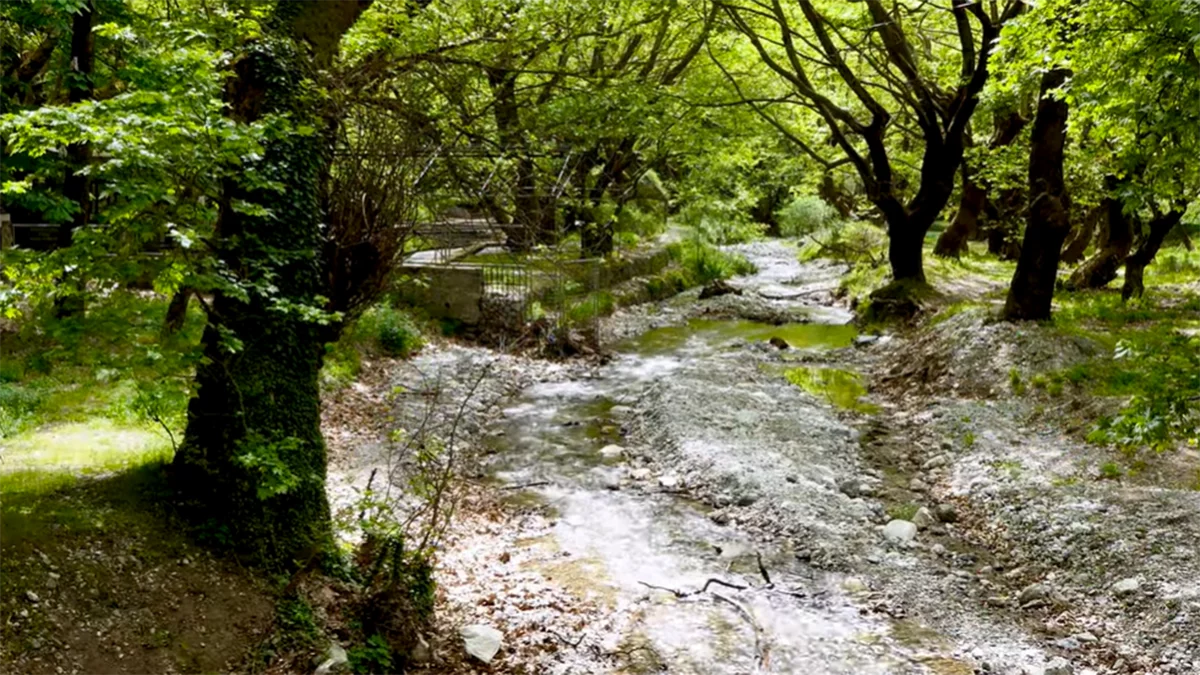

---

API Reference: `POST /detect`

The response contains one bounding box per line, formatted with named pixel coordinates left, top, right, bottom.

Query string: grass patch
left=322, top=304, right=425, bottom=391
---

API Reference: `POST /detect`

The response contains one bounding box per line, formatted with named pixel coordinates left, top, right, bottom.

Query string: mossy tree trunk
left=171, top=0, right=370, bottom=569
left=1004, top=68, right=1071, bottom=321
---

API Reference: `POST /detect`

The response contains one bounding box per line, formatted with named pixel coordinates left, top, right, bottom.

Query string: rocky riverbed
left=327, top=240, right=1200, bottom=674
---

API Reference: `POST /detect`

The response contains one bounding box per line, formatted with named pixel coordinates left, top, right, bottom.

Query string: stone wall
left=395, top=264, right=485, bottom=324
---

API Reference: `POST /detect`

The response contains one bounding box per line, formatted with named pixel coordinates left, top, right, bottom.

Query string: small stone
left=1074, top=632, right=1097, bottom=643
left=25, top=591, right=39, bottom=603
left=841, top=577, right=868, bottom=594
left=658, top=474, right=680, bottom=489
left=934, top=503, right=959, bottom=523
left=460, top=624, right=503, bottom=664
left=1018, top=583, right=1050, bottom=607
left=709, top=512, right=730, bottom=526
left=630, top=468, right=652, bottom=481
left=912, top=507, right=936, bottom=530
left=931, top=543, right=946, bottom=556
left=882, top=519, right=918, bottom=545
left=785, top=475, right=799, bottom=484
left=837, top=479, right=862, bottom=498
left=922, top=455, right=948, bottom=470
left=1044, top=656, right=1074, bottom=675
left=768, top=336, right=790, bottom=350
left=313, top=644, right=349, bottom=675
left=498, top=552, right=510, bottom=564
left=735, top=493, right=758, bottom=507
left=853, top=335, right=880, bottom=347
left=908, top=477, right=929, bottom=492
left=599, top=444, right=624, bottom=459
left=609, top=405, right=633, bottom=417
left=1111, top=577, right=1140, bottom=597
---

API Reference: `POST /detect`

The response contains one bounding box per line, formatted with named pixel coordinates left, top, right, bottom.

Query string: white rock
left=1044, top=656, right=1074, bottom=675
left=658, top=474, right=680, bottom=489
left=313, top=644, right=349, bottom=675
left=599, top=444, right=624, bottom=459
left=922, top=455, right=948, bottom=470
left=630, top=468, right=652, bottom=480
left=912, top=507, right=936, bottom=530
left=909, top=477, right=929, bottom=492
left=1111, top=577, right=1140, bottom=597
left=841, top=577, right=869, bottom=594
left=882, top=519, right=918, bottom=545
left=460, top=624, right=503, bottom=664
left=25, top=591, right=39, bottom=603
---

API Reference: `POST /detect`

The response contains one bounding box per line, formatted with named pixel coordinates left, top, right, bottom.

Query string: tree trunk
left=162, top=287, right=191, bottom=334
left=1122, top=209, right=1186, bottom=300
left=172, top=0, right=369, bottom=569
left=933, top=167, right=985, bottom=258
left=54, top=0, right=95, bottom=319
left=1061, top=204, right=1102, bottom=264
left=1065, top=176, right=1134, bottom=290
left=886, top=214, right=930, bottom=283
left=818, top=171, right=853, bottom=220
left=1004, top=68, right=1072, bottom=321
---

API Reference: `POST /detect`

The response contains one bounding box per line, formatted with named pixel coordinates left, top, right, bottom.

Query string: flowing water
left=483, top=244, right=924, bottom=673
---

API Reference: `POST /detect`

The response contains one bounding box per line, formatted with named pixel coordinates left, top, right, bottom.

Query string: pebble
left=934, top=503, right=959, bottom=523
left=599, top=444, right=624, bottom=459
left=1112, top=577, right=1140, bottom=597
left=1017, top=583, right=1050, bottom=607
left=922, top=455, right=948, bottom=470
left=630, top=468, right=652, bottom=481
left=658, top=474, right=680, bottom=489
left=26, top=591, right=40, bottom=603
left=912, top=507, right=936, bottom=530
left=1044, top=656, right=1074, bottom=675
left=908, top=477, right=929, bottom=492
left=882, top=519, right=917, bottom=545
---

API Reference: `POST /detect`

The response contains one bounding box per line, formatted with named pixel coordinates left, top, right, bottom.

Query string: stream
left=481, top=243, right=923, bottom=673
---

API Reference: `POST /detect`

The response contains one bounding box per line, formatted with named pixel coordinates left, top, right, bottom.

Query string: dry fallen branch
left=638, top=578, right=748, bottom=598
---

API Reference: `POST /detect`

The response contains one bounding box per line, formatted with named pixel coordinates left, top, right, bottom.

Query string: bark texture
left=1122, top=209, right=1186, bottom=300
left=172, top=1, right=370, bottom=569
left=54, top=0, right=95, bottom=318
left=1065, top=175, right=1135, bottom=290
left=1004, top=68, right=1071, bottom=321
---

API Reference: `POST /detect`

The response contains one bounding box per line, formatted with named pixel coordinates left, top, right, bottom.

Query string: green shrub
left=349, top=634, right=394, bottom=674
left=776, top=195, right=836, bottom=237
left=275, top=598, right=319, bottom=649
left=668, top=238, right=756, bottom=286
left=362, top=307, right=423, bottom=357
left=799, top=220, right=887, bottom=267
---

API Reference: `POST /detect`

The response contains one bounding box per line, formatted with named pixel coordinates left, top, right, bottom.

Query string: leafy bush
left=358, top=306, right=423, bottom=357
left=798, top=220, right=887, bottom=267
left=0, top=383, right=44, bottom=438
left=678, top=201, right=766, bottom=244
left=349, top=634, right=394, bottom=674
left=667, top=238, right=756, bottom=286
left=776, top=195, right=836, bottom=237
left=1086, top=332, right=1200, bottom=451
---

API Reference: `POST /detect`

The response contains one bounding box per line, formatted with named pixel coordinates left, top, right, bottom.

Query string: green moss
left=784, top=366, right=878, bottom=413
left=887, top=502, right=919, bottom=521
left=623, top=319, right=857, bottom=355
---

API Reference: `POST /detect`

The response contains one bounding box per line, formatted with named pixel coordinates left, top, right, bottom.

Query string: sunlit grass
left=0, top=419, right=172, bottom=496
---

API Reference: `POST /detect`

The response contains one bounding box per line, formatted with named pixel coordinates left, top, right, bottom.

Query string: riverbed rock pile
left=877, top=309, right=1100, bottom=397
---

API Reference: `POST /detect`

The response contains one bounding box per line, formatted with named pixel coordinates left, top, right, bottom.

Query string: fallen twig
left=501, top=480, right=552, bottom=490
left=713, top=592, right=771, bottom=671
left=638, top=578, right=748, bottom=598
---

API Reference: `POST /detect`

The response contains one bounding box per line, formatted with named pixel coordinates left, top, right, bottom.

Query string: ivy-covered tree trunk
left=1004, top=68, right=1071, bottom=321
left=171, top=0, right=370, bottom=569
left=1122, top=208, right=1186, bottom=300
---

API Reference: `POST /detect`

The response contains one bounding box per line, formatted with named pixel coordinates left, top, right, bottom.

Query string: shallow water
left=484, top=246, right=917, bottom=673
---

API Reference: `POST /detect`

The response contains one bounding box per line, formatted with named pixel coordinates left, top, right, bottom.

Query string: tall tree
left=719, top=0, right=1024, bottom=284
left=54, top=0, right=95, bottom=317
left=1003, top=68, right=1071, bottom=321
left=171, top=0, right=372, bottom=568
